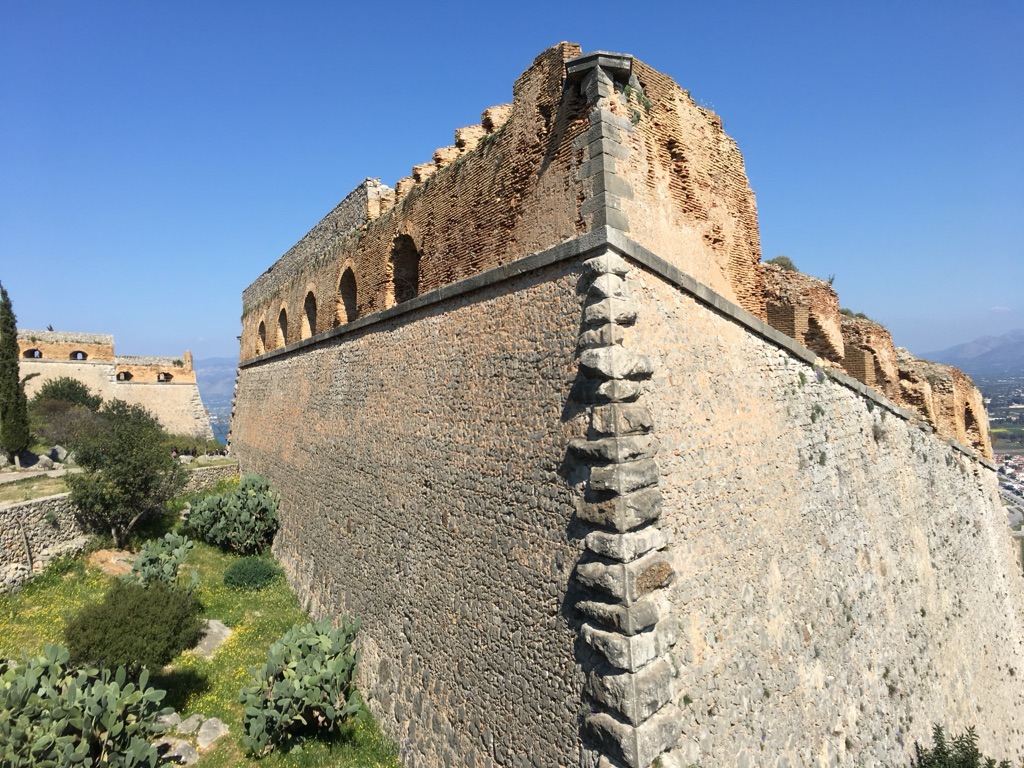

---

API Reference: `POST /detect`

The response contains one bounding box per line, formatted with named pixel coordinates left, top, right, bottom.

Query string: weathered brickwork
left=17, top=331, right=213, bottom=439
left=240, top=43, right=592, bottom=359
left=615, top=60, right=765, bottom=320
left=234, top=261, right=590, bottom=768
left=230, top=45, right=1013, bottom=768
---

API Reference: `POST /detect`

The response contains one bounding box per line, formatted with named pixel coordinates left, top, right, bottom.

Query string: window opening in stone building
left=338, top=268, right=357, bottom=324
left=257, top=321, right=267, bottom=354
left=302, top=291, right=317, bottom=340
left=278, top=308, right=288, bottom=348
left=69, top=350, right=88, bottom=361
left=23, top=348, right=42, bottom=359
left=157, top=372, right=173, bottom=383
left=116, top=371, right=133, bottom=381
left=391, top=235, right=421, bottom=304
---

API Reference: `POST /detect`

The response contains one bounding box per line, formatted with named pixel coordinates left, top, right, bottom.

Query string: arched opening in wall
left=391, top=235, right=421, bottom=304
left=278, top=308, right=288, bottom=348
left=69, top=350, right=88, bottom=361
left=23, top=348, right=42, bottom=359
left=157, top=372, right=173, bottom=383
left=337, top=268, right=357, bottom=324
left=964, top=403, right=984, bottom=452
left=257, top=322, right=267, bottom=355
left=301, top=292, right=317, bottom=339
left=116, top=371, right=133, bottom=381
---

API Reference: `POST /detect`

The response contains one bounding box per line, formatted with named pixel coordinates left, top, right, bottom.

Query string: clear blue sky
left=1, top=1, right=1021, bottom=359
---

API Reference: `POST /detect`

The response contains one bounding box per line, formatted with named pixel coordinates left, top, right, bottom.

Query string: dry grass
left=0, top=474, right=68, bottom=506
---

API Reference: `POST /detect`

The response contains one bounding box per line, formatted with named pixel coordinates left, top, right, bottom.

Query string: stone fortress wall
left=230, top=45, right=1022, bottom=767
left=18, top=330, right=213, bottom=440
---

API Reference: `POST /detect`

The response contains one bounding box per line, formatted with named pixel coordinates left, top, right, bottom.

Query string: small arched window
left=23, top=348, right=42, bottom=359
left=157, top=372, right=173, bottom=383
left=338, top=268, right=357, bottom=324
left=391, top=235, right=421, bottom=304
left=301, top=291, right=317, bottom=339
left=116, top=371, right=133, bottom=381
left=278, top=308, right=288, bottom=348
left=70, top=350, right=88, bottom=361
left=257, top=321, right=267, bottom=354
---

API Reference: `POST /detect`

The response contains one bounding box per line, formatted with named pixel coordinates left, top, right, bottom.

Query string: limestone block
left=590, top=404, right=653, bottom=436
left=576, top=379, right=643, bottom=404
left=586, top=704, right=682, bottom=768
left=575, top=549, right=673, bottom=604
left=581, top=347, right=654, bottom=381
left=589, top=459, right=660, bottom=496
left=583, top=251, right=631, bottom=277
left=589, top=273, right=630, bottom=300
left=587, top=657, right=675, bottom=725
left=569, top=434, right=660, bottom=464
left=578, top=487, right=662, bottom=532
left=585, top=525, right=666, bottom=562
left=577, top=595, right=661, bottom=636
left=481, top=104, right=512, bottom=132
left=579, top=324, right=626, bottom=349
left=584, top=297, right=639, bottom=326
left=582, top=66, right=616, bottom=103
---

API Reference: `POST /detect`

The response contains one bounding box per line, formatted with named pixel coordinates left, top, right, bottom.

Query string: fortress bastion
left=230, top=44, right=1021, bottom=767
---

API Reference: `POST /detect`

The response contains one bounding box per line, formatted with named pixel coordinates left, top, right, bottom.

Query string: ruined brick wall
left=617, top=59, right=764, bottom=319
left=626, top=259, right=1021, bottom=766
left=240, top=42, right=592, bottom=359
left=18, top=332, right=213, bottom=440
left=763, top=264, right=844, bottom=362
left=232, top=258, right=591, bottom=767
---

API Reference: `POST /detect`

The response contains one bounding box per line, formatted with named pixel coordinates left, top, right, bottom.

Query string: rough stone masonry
left=230, top=44, right=1024, bottom=767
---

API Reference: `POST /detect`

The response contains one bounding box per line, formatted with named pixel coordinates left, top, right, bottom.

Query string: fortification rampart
left=18, top=332, right=212, bottom=440
left=230, top=46, right=1015, bottom=767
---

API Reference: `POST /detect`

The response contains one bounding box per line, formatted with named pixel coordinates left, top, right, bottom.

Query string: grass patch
left=0, top=474, right=68, bottom=505
left=0, top=534, right=399, bottom=767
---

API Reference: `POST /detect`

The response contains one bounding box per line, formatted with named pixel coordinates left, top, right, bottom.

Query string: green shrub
left=766, top=255, right=797, bottom=272
left=240, top=616, right=361, bottom=756
left=31, top=376, right=103, bottom=411
left=911, top=725, right=1011, bottom=767
left=65, top=580, right=203, bottom=674
left=128, top=531, right=197, bottom=590
left=224, top=557, right=283, bottom=590
left=186, top=473, right=279, bottom=555
left=0, top=642, right=170, bottom=767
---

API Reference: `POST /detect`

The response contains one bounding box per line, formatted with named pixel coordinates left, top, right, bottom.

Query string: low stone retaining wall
left=0, top=494, right=89, bottom=592
left=1, top=463, right=239, bottom=593
left=182, top=462, right=240, bottom=495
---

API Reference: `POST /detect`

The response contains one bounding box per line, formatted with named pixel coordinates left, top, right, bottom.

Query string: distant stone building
left=230, top=45, right=1022, bottom=767
left=18, top=330, right=213, bottom=440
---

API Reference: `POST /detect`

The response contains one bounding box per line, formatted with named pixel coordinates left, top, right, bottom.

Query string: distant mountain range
left=925, top=329, right=1024, bottom=376
left=194, top=357, right=238, bottom=409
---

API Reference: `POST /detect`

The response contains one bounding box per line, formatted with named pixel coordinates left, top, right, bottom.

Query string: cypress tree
left=0, top=282, right=31, bottom=464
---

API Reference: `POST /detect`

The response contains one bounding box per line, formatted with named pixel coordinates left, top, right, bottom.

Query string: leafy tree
left=32, top=376, right=102, bottom=411
left=66, top=399, right=185, bottom=548
left=0, top=283, right=32, bottom=465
